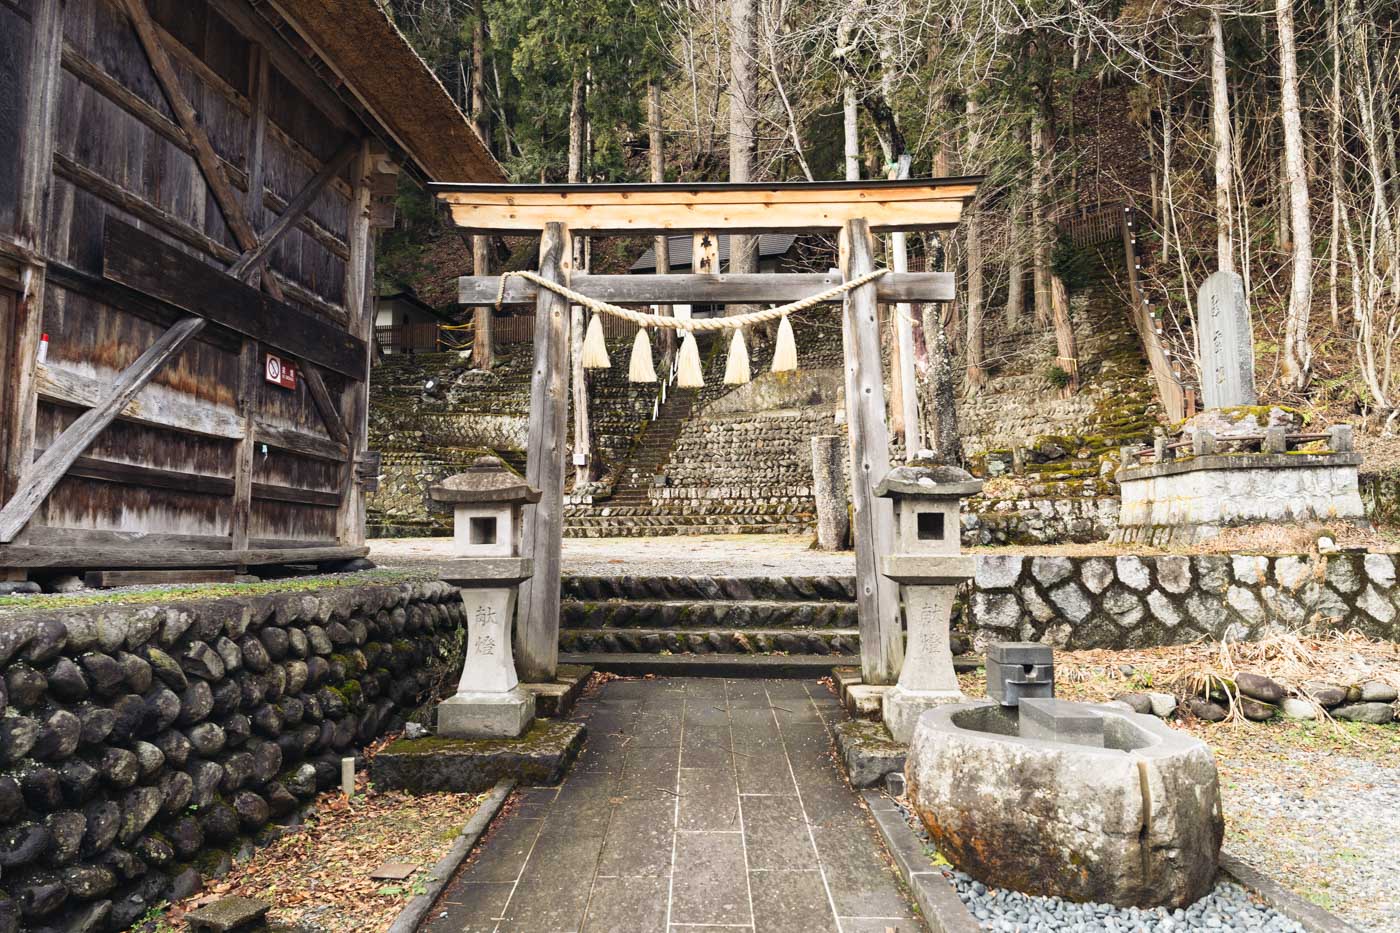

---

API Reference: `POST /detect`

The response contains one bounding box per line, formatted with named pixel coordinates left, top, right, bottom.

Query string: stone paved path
left=427, top=677, right=922, bottom=932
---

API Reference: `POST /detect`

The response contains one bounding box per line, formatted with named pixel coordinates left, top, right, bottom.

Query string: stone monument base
left=438, top=687, right=535, bottom=739
left=1113, top=451, right=1365, bottom=548
left=520, top=663, right=594, bottom=718
left=371, top=720, right=586, bottom=794
left=883, top=685, right=963, bottom=744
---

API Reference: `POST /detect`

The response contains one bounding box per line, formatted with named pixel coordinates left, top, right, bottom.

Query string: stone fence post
left=812, top=435, right=849, bottom=550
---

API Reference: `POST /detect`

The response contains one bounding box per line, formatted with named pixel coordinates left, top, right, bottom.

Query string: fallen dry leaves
left=163, top=771, right=485, bottom=933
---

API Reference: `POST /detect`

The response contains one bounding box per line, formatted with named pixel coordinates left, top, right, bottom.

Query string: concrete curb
left=1220, top=851, right=1363, bottom=933
left=385, top=777, right=517, bottom=933
left=862, top=790, right=979, bottom=933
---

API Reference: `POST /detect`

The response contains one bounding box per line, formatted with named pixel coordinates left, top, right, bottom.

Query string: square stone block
left=371, top=720, right=586, bottom=794
left=438, top=687, right=535, bottom=739
left=844, top=684, right=890, bottom=717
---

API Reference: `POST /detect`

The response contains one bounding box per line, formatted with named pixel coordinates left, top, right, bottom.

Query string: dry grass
left=153, top=769, right=485, bottom=933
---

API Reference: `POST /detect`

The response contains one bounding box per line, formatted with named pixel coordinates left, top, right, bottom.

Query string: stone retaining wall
left=967, top=552, right=1400, bottom=649
left=0, top=581, right=462, bottom=931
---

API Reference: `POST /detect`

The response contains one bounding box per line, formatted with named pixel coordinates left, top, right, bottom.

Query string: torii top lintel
left=429, top=177, right=983, bottom=235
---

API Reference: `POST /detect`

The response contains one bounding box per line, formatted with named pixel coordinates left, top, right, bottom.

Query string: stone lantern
left=875, top=461, right=982, bottom=743
left=428, top=456, right=540, bottom=738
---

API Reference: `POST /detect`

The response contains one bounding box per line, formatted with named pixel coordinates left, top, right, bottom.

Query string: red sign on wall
left=265, top=353, right=297, bottom=390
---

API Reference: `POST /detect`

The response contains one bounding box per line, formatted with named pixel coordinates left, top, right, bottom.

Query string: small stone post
left=811, top=435, right=849, bottom=550
left=875, top=462, right=982, bottom=744
left=429, top=457, right=540, bottom=738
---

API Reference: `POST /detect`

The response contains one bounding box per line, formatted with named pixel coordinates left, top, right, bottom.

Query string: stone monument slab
left=1196, top=270, right=1256, bottom=409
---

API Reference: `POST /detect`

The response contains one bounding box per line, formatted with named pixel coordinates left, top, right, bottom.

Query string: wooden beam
left=115, top=0, right=285, bottom=301
left=433, top=179, right=979, bottom=234
left=337, top=140, right=375, bottom=549
left=840, top=219, right=902, bottom=686
left=103, top=220, right=368, bottom=380
left=0, top=316, right=207, bottom=543
left=0, top=543, right=368, bottom=570
left=37, top=362, right=245, bottom=440
left=60, top=455, right=235, bottom=497
left=301, top=365, right=349, bottom=446
left=514, top=222, right=571, bottom=683
left=253, top=422, right=348, bottom=462
left=86, top=569, right=237, bottom=588
left=460, top=272, right=957, bottom=307
left=229, top=140, right=358, bottom=282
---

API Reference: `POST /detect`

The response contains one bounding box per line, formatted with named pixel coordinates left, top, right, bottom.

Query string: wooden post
left=338, top=140, right=375, bottom=548
left=231, top=341, right=259, bottom=554
left=515, top=222, right=572, bottom=683
left=6, top=0, right=65, bottom=519
left=889, top=155, right=921, bottom=455
left=471, top=237, right=494, bottom=370
left=840, top=218, right=903, bottom=685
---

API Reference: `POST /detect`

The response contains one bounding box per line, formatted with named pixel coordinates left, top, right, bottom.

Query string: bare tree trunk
left=568, top=76, right=591, bottom=486
left=1031, top=114, right=1051, bottom=326
left=1329, top=1, right=1342, bottom=328
left=1278, top=0, right=1313, bottom=389
left=1005, top=198, right=1025, bottom=330
left=727, top=0, right=758, bottom=313
left=471, top=0, right=488, bottom=143
left=1210, top=11, right=1235, bottom=274
left=648, top=82, right=674, bottom=370
left=963, top=97, right=986, bottom=392
left=1035, top=101, right=1077, bottom=392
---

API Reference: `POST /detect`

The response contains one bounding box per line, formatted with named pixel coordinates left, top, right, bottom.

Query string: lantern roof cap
left=875, top=460, right=982, bottom=499
left=429, top=456, right=541, bottom=505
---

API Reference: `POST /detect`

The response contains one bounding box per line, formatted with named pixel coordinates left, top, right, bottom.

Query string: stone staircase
left=557, top=572, right=861, bottom=676
left=608, top=390, right=698, bottom=505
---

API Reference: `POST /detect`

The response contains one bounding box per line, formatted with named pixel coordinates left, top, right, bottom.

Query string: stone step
left=561, top=598, right=859, bottom=629
left=559, top=627, right=859, bottom=656
left=561, top=574, right=856, bottom=601
left=559, top=652, right=847, bottom=678
left=563, top=523, right=810, bottom=537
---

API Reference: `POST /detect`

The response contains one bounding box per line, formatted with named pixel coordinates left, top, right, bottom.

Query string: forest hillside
left=376, top=0, right=1400, bottom=464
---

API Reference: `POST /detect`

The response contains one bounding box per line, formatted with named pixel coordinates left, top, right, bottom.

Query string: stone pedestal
left=881, top=556, right=974, bottom=743
left=811, top=435, right=849, bottom=550
left=439, top=557, right=535, bottom=739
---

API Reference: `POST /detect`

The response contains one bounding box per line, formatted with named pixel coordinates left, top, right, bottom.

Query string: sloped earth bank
left=959, top=655, right=1400, bottom=930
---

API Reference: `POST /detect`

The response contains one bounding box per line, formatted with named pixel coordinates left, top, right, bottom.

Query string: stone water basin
left=905, top=700, right=1223, bottom=909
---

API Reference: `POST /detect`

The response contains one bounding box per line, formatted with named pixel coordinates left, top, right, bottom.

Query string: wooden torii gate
left=438, top=178, right=980, bottom=686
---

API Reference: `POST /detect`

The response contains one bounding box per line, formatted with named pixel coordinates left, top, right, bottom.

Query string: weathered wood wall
left=0, top=0, right=388, bottom=569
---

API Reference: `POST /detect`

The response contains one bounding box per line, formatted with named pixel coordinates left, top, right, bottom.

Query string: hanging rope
left=493, top=268, right=889, bottom=329
left=493, top=267, right=890, bottom=386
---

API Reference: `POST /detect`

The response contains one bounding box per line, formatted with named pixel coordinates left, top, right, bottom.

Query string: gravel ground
left=1215, top=744, right=1400, bottom=931
left=946, top=873, right=1305, bottom=932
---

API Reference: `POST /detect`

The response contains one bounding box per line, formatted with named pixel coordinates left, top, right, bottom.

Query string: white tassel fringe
left=771, top=315, right=797, bottom=373
left=723, top=328, right=751, bottom=385
left=677, top=332, right=704, bottom=388
left=628, top=327, right=657, bottom=383
left=582, top=313, right=610, bottom=369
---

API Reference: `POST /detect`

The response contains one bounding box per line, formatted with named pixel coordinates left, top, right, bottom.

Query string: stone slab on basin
left=905, top=701, right=1222, bottom=909
left=371, top=720, right=585, bottom=794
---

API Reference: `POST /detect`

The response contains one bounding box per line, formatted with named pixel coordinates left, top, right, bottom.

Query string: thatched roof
left=278, top=0, right=504, bottom=183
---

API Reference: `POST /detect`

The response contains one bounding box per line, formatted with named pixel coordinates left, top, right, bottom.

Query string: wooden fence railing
left=376, top=322, right=441, bottom=353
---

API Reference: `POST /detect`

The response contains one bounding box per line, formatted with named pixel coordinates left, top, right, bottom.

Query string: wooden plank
left=37, top=362, right=245, bottom=439
left=459, top=272, right=956, bottom=307
left=253, top=422, right=348, bottom=462
left=514, top=222, right=571, bottom=683
left=302, top=365, right=349, bottom=446
left=7, top=0, right=65, bottom=515
left=103, top=220, right=368, bottom=380
left=60, top=455, right=235, bottom=497
left=337, top=140, right=374, bottom=548
left=691, top=231, right=719, bottom=275
left=229, top=140, right=358, bottom=281
left=115, top=0, right=285, bottom=301
left=0, top=543, right=367, bottom=569
left=434, top=179, right=979, bottom=234
left=840, top=219, right=902, bottom=686
left=27, top=526, right=232, bottom=550
left=231, top=341, right=258, bottom=551
left=85, top=569, right=237, bottom=588
left=251, top=483, right=339, bottom=507
left=0, top=316, right=207, bottom=543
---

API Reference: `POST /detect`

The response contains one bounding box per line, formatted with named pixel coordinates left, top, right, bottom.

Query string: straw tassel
left=677, top=332, right=704, bottom=388
left=771, top=315, right=798, bottom=373
left=582, top=313, right=610, bottom=369
left=628, top=327, right=657, bottom=383
left=723, top=328, right=751, bottom=385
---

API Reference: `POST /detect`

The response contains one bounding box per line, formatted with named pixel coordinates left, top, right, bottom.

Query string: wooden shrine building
left=0, top=0, right=503, bottom=577
left=444, top=178, right=980, bottom=686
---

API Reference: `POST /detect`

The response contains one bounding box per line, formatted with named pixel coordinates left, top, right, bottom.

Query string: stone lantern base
left=883, top=685, right=963, bottom=745
left=438, top=687, right=536, bottom=739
